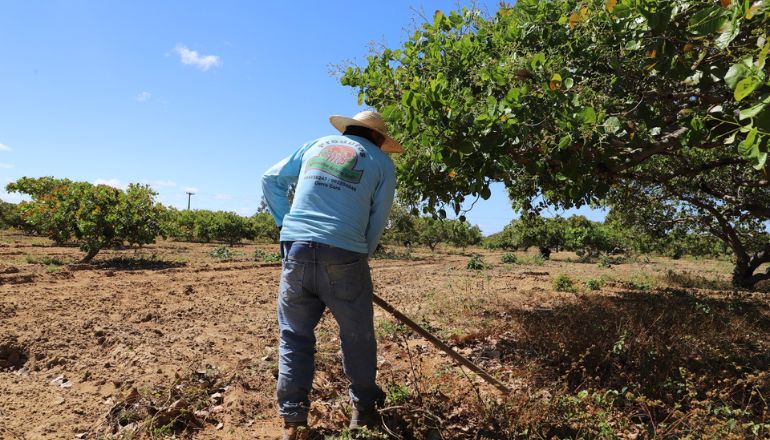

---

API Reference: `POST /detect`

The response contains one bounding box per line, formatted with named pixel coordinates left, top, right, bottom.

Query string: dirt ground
left=1, top=231, right=768, bottom=439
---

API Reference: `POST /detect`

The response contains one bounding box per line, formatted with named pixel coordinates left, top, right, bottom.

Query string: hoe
left=373, top=293, right=511, bottom=394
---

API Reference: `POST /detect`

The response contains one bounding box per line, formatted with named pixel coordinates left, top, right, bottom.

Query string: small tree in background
left=117, top=184, right=168, bottom=248
left=7, top=177, right=165, bottom=263
left=251, top=197, right=280, bottom=243
left=0, top=199, right=23, bottom=230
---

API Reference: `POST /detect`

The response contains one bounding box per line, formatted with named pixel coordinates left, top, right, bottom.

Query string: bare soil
left=1, top=231, right=768, bottom=439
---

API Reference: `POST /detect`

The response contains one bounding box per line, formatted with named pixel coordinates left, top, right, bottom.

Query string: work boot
left=282, top=421, right=309, bottom=440
left=349, top=406, right=381, bottom=430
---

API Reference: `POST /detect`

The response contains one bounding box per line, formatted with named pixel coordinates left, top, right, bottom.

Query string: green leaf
left=738, top=127, right=758, bottom=156
left=530, top=53, right=546, bottom=70
left=723, top=131, right=737, bottom=145
left=724, top=57, right=753, bottom=89
left=624, top=40, right=641, bottom=50
left=715, top=21, right=740, bottom=50
left=739, top=94, right=770, bottom=120
left=487, top=96, right=498, bottom=115
left=688, top=6, right=726, bottom=36
left=563, top=78, right=574, bottom=89
left=402, top=91, right=416, bottom=107
left=604, top=116, right=621, bottom=134
left=581, top=107, right=597, bottom=124
left=734, top=77, right=760, bottom=101
left=758, top=41, right=770, bottom=70
left=754, top=150, right=768, bottom=170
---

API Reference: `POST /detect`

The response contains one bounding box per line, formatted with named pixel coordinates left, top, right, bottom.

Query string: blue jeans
left=276, top=241, right=384, bottom=423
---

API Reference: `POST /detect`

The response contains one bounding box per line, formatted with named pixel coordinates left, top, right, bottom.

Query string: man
left=261, top=111, right=402, bottom=439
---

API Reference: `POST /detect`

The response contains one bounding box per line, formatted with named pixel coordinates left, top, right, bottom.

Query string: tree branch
left=605, top=126, right=689, bottom=173
left=676, top=193, right=748, bottom=263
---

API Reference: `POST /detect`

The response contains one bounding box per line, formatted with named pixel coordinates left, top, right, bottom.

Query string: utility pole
left=186, top=191, right=195, bottom=210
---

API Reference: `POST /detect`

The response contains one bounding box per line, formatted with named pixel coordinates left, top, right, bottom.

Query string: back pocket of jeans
left=327, top=259, right=367, bottom=301
left=279, top=260, right=305, bottom=298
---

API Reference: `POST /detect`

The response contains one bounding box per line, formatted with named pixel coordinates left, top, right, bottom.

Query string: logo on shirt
left=306, top=145, right=364, bottom=184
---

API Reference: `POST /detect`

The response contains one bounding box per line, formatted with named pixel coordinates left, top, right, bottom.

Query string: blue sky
left=0, top=0, right=604, bottom=234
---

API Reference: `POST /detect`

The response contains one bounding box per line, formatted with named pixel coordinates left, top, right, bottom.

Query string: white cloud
left=174, top=44, right=222, bottom=71
left=183, top=187, right=199, bottom=194
left=135, top=91, right=152, bottom=102
left=214, top=193, right=233, bottom=200
left=0, top=163, right=14, bottom=169
left=94, top=178, right=127, bottom=189
left=0, top=143, right=11, bottom=152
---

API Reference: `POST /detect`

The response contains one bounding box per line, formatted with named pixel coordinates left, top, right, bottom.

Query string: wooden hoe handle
left=372, top=293, right=511, bottom=395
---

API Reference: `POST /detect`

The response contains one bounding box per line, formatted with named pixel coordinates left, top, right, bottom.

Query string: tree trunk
left=538, top=246, right=551, bottom=260
left=80, top=247, right=99, bottom=264
left=732, top=251, right=770, bottom=289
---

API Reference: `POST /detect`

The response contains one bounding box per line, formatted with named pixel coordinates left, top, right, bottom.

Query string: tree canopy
left=6, top=177, right=166, bottom=262
left=342, top=0, right=770, bottom=287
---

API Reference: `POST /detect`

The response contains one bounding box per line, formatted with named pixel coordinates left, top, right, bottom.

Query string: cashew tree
left=341, top=0, right=770, bottom=287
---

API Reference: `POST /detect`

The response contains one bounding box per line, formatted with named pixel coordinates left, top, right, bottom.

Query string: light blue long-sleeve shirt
left=261, top=134, right=396, bottom=256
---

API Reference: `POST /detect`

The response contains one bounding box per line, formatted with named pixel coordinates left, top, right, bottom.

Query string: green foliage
left=6, top=177, right=164, bottom=262
left=342, top=0, right=770, bottom=288
left=209, top=245, right=241, bottom=259
left=385, top=383, right=411, bottom=405
left=381, top=198, right=417, bottom=247
left=117, top=184, right=169, bottom=248
left=487, top=214, right=620, bottom=258
left=25, top=255, right=65, bottom=266
left=254, top=248, right=266, bottom=261
left=409, top=216, right=483, bottom=250
left=0, top=199, right=23, bottom=229
left=585, top=277, right=604, bottom=291
left=165, top=209, right=255, bottom=245
left=553, top=273, right=576, bottom=292
left=520, top=253, right=546, bottom=266
left=501, top=252, right=518, bottom=264
left=597, top=254, right=613, bottom=269
left=251, top=212, right=280, bottom=242
left=628, top=271, right=655, bottom=291
left=254, top=247, right=281, bottom=263
left=262, top=252, right=281, bottom=263
left=466, top=254, right=486, bottom=270
left=376, top=319, right=409, bottom=339
left=380, top=197, right=483, bottom=250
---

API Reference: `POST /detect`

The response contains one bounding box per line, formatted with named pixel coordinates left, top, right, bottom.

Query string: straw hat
left=329, top=111, right=404, bottom=153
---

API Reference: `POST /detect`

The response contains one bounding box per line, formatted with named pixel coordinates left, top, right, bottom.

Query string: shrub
left=466, top=254, right=486, bottom=270
left=209, top=245, right=239, bottom=259
left=251, top=212, right=280, bottom=242
left=6, top=178, right=165, bottom=263
left=585, top=277, right=604, bottom=291
left=501, top=252, right=517, bottom=264
left=385, top=384, right=411, bottom=405
left=520, top=254, right=545, bottom=266
left=553, top=274, right=576, bottom=292
left=628, top=272, right=655, bottom=291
